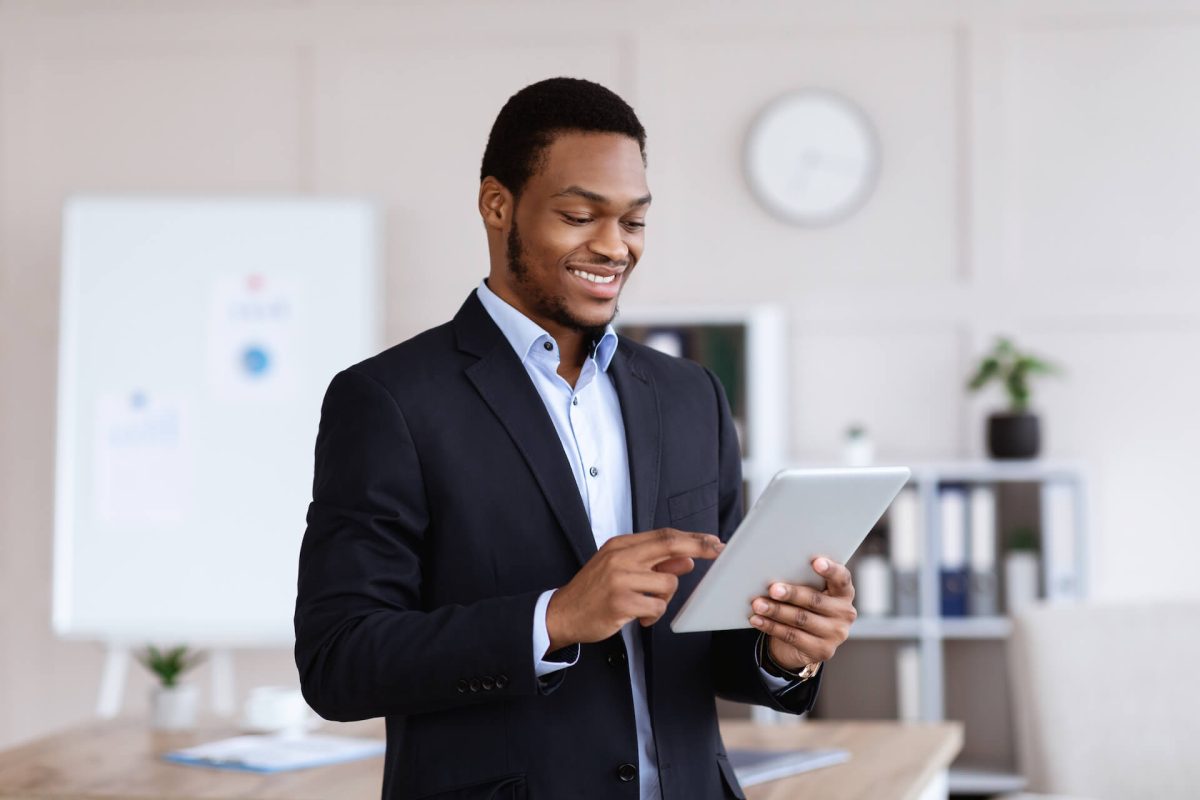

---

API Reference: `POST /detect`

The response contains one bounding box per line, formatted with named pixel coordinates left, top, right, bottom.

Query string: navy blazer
left=294, top=292, right=822, bottom=800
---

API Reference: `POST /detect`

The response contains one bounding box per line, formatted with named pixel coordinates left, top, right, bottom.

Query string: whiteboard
left=54, top=196, right=380, bottom=646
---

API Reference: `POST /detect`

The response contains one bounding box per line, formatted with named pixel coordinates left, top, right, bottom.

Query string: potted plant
left=966, top=337, right=1061, bottom=459
left=136, top=644, right=205, bottom=730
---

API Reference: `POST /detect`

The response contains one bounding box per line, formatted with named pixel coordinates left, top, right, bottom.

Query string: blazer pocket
left=416, top=773, right=527, bottom=800
left=668, top=480, right=719, bottom=525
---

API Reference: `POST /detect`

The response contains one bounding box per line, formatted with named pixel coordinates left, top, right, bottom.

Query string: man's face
left=499, top=132, right=650, bottom=337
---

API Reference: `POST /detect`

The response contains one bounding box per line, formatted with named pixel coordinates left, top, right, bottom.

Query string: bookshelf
left=821, top=459, right=1089, bottom=796
left=614, top=305, right=788, bottom=503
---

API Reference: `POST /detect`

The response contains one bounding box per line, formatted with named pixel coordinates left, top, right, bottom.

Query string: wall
left=2, top=0, right=1199, bottom=748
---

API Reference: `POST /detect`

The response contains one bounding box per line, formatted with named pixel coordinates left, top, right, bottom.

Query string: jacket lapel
left=454, top=293, right=597, bottom=568
left=609, top=340, right=661, bottom=535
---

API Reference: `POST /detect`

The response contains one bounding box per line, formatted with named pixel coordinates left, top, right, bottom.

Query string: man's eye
left=623, top=221, right=646, bottom=230
left=563, top=215, right=591, bottom=225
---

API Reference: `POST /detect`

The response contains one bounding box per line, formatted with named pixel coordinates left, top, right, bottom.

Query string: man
left=295, top=77, right=858, bottom=800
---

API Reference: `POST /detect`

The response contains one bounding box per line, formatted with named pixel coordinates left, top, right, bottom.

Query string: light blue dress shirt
left=475, top=279, right=661, bottom=796
left=476, top=279, right=787, bottom=800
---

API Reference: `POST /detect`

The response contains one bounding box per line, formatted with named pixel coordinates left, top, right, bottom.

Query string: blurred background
left=1, top=1, right=1198, bottom=798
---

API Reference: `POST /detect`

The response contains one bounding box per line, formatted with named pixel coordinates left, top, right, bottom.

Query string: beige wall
left=3, top=0, right=1200, bottom=748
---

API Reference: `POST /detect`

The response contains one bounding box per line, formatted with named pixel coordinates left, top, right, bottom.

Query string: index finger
left=620, top=528, right=724, bottom=566
left=813, top=556, right=854, bottom=598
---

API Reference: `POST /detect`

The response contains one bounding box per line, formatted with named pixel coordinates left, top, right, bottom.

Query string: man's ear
left=478, top=177, right=513, bottom=232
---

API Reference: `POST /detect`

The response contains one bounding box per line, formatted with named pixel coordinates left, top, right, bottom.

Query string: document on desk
left=730, top=747, right=851, bottom=787
left=163, top=733, right=386, bottom=773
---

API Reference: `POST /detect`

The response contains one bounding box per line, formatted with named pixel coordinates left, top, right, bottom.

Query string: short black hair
left=480, top=77, right=647, bottom=200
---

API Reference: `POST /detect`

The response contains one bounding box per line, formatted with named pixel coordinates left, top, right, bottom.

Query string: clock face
left=744, top=90, right=880, bottom=226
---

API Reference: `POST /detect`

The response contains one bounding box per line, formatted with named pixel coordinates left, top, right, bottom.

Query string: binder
left=888, top=488, right=921, bottom=617
left=938, top=486, right=968, bottom=617
left=968, top=485, right=999, bottom=616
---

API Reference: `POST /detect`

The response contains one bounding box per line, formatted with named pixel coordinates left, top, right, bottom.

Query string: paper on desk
left=163, top=733, right=386, bottom=773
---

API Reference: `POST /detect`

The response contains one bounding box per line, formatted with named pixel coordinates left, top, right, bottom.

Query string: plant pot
left=151, top=683, right=199, bottom=730
left=1004, top=551, right=1041, bottom=617
left=987, top=412, right=1040, bottom=459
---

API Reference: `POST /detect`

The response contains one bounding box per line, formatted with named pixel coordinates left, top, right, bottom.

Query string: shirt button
left=572, top=397, right=578, bottom=406
left=589, top=466, right=599, bottom=477
left=616, top=763, right=638, bottom=782
left=543, top=341, right=553, bottom=351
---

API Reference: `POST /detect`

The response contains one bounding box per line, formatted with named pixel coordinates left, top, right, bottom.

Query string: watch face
left=744, top=90, right=880, bottom=226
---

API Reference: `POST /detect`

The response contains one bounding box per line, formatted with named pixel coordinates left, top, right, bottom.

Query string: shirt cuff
left=532, top=589, right=581, bottom=678
left=759, top=664, right=794, bottom=693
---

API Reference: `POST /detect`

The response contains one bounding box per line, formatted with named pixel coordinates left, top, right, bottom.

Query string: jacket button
left=616, top=763, right=637, bottom=782
left=607, top=651, right=627, bottom=668
left=481, top=676, right=495, bottom=690
left=469, top=678, right=481, bottom=693
left=456, top=679, right=468, bottom=694
left=495, top=674, right=509, bottom=689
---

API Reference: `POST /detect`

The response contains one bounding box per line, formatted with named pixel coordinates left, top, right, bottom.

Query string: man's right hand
left=545, top=529, right=724, bottom=652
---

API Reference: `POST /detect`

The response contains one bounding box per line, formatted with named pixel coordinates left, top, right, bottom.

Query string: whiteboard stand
left=97, top=645, right=130, bottom=719
left=95, top=645, right=238, bottom=719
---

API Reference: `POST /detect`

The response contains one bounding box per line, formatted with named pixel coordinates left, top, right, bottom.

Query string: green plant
left=966, top=337, right=1061, bottom=413
left=135, top=645, right=205, bottom=688
left=1008, top=526, right=1039, bottom=552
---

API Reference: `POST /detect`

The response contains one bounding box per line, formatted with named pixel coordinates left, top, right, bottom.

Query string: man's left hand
left=749, top=556, right=857, bottom=672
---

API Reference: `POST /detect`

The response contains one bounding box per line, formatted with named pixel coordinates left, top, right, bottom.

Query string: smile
left=568, top=268, right=617, bottom=285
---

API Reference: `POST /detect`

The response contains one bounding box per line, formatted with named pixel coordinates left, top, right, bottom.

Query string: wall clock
left=743, top=90, right=880, bottom=226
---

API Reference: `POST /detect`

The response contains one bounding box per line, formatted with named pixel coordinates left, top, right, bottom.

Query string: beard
left=506, top=219, right=613, bottom=342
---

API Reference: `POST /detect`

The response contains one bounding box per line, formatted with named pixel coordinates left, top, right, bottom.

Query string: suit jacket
left=294, top=292, right=822, bottom=800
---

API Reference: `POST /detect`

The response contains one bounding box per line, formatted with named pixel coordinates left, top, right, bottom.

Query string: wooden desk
left=0, top=718, right=962, bottom=800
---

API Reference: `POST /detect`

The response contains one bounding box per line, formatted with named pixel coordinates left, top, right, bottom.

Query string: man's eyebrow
left=552, top=185, right=653, bottom=208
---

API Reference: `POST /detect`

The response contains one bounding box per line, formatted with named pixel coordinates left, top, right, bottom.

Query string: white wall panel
left=314, top=41, right=627, bottom=341
left=631, top=29, right=960, bottom=311
left=791, top=323, right=968, bottom=460
left=1006, top=25, right=1200, bottom=283
left=1022, top=321, right=1200, bottom=601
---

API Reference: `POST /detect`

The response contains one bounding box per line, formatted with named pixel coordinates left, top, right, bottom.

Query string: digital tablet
left=670, top=466, right=911, bottom=633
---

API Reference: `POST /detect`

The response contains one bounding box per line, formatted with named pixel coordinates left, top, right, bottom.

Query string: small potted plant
left=136, top=644, right=206, bottom=730
left=966, top=337, right=1061, bottom=459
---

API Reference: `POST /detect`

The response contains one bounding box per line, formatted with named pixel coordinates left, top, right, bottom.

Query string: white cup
left=242, top=686, right=315, bottom=734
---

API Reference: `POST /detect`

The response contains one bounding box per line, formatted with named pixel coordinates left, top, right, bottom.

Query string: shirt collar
left=475, top=279, right=618, bottom=372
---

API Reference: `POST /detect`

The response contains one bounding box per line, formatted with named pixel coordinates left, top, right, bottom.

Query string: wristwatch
left=755, top=631, right=821, bottom=682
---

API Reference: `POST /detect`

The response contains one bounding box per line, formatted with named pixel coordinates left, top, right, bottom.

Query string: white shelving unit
left=826, top=459, right=1089, bottom=796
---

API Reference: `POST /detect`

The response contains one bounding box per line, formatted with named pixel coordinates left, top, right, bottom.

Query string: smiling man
left=295, top=77, right=857, bottom=800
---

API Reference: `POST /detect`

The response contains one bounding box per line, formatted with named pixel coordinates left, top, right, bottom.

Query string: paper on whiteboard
left=206, top=274, right=301, bottom=404
left=92, top=391, right=191, bottom=526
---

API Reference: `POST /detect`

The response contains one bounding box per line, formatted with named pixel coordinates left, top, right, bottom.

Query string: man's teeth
left=570, top=269, right=616, bottom=285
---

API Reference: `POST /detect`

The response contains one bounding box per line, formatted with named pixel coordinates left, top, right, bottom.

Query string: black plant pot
left=987, top=412, right=1040, bottom=459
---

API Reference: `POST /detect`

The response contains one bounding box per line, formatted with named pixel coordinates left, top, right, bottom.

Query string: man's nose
left=588, top=219, right=630, bottom=264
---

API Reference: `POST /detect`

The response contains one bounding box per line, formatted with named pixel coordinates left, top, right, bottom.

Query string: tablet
left=670, top=466, right=911, bottom=633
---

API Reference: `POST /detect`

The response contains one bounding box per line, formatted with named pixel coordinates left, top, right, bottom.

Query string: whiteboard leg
left=97, top=645, right=130, bottom=719
left=211, top=649, right=236, bottom=717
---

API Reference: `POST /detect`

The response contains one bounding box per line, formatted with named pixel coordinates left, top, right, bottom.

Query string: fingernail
left=753, top=599, right=768, bottom=613
left=815, top=558, right=829, bottom=572
left=750, top=615, right=763, bottom=627
left=770, top=583, right=787, bottom=599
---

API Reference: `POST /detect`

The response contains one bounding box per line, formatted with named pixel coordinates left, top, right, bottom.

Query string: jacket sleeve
left=703, top=367, right=824, bottom=715
left=294, top=367, right=558, bottom=722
